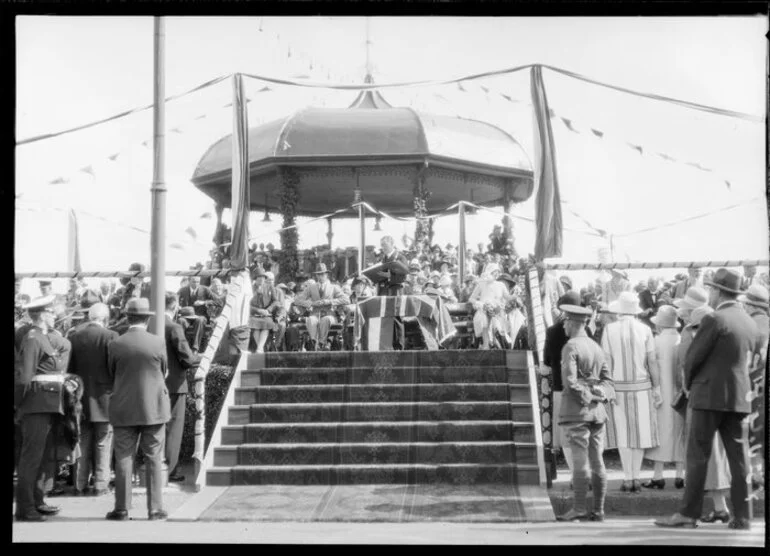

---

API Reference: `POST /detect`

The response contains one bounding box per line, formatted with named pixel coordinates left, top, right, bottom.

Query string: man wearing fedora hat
left=656, top=268, right=760, bottom=530
left=294, top=263, right=349, bottom=351
left=373, top=235, right=409, bottom=296
left=601, top=291, right=662, bottom=492
left=106, top=297, right=170, bottom=521
left=555, top=304, right=614, bottom=522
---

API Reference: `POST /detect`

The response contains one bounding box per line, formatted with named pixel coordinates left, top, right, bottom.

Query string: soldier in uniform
left=556, top=304, right=615, bottom=523
left=14, top=295, right=72, bottom=521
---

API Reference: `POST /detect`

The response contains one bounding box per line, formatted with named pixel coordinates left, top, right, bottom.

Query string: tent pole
left=356, top=171, right=365, bottom=273
left=458, top=201, right=466, bottom=280
left=150, top=16, right=166, bottom=337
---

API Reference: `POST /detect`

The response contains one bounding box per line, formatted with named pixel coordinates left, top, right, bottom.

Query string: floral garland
left=278, top=168, right=301, bottom=283
left=413, top=178, right=432, bottom=254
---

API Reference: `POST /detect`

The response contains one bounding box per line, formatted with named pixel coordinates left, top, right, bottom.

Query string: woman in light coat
left=468, top=263, right=511, bottom=349
left=642, top=305, right=685, bottom=489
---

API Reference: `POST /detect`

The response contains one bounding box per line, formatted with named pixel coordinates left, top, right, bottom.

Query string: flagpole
left=150, top=16, right=167, bottom=337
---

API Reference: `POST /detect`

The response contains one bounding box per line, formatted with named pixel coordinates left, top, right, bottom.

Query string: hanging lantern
left=373, top=214, right=382, bottom=232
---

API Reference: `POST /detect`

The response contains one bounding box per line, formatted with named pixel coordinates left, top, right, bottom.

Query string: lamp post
left=150, top=16, right=166, bottom=337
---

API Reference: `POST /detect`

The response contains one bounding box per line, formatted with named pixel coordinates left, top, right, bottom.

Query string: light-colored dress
left=468, top=279, right=510, bottom=341
left=645, top=328, right=685, bottom=463
left=601, top=315, right=659, bottom=449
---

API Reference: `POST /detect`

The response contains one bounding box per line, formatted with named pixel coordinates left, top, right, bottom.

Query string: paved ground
left=12, top=463, right=766, bottom=545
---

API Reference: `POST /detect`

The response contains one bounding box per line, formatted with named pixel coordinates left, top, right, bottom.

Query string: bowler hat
left=312, top=263, right=330, bottom=275
left=704, top=268, right=743, bottom=294
left=125, top=297, right=154, bottom=316
left=38, top=280, right=52, bottom=287
left=128, top=262, right=146, bottom=273
left=738, top=284, right=769, bottom=309
left=557, top=291, right=582, bottom=309
left=651, top=305, right=681, bottom=329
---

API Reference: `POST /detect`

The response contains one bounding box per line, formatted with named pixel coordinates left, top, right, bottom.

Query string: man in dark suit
left=14, top=295, right=70, bottom=521
left=67, top=302, right=118, bottom=496
left=656, top=268, right=760, bottom=530
left=373, top=235, right=409, bottom=296
left=177, top=275, right=212, bottom=351
left=150, top=292, right=201, bottom=483
left=106, top=298, right=170, bottom=521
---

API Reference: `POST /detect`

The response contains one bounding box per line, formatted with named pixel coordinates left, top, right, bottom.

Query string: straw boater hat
left=704, top=267, right=743, bottom=294
left=690, top=305, right=714, bottom=327
left=498, top=273, right=517, bottom=287
left=651, top=305, right=681, bottom=329
left=125, top=297, right=154, bottom=316
left=738, top=284, right=769, bottom=309
left=674, top=286, right=709, bottom=309
left=557, top=291, right=582, bottom=310
left=608, top=291, right=642, bottom=315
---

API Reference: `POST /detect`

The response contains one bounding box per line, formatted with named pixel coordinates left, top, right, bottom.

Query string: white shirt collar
left=716, top=300, right=739, bottom=311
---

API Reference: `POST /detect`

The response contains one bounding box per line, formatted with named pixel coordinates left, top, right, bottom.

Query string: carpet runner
left=201, top=349, right=554, bottom=522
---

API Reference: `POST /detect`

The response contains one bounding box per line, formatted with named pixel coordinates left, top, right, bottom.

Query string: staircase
left=207, top=349, right=546, bottom=487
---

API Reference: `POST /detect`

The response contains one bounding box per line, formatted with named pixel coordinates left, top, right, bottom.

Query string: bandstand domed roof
left=192, top=86, right=534, bottom=217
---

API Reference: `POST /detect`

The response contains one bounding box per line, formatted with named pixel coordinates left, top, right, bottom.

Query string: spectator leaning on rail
left=555, top=304, right=615, bottom=523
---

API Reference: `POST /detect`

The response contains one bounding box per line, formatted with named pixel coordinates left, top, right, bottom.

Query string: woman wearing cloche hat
left=601, top=291, right=662, bottom=493
left=642, top=306, right=685, bottom=491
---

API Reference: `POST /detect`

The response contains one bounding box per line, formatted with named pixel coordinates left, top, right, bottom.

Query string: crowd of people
left=546, top=267, right=767, bottom=530
left=13, top=222, right=768, bottom=526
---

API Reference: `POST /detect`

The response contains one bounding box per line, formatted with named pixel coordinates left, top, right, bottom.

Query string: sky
left=14, top=16, right=769, bottom=294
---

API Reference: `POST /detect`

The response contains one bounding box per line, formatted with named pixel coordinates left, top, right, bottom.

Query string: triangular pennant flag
left=590, top=128, right=604, bottom=138
left=547, top=108, right=555, bottom=118
left=194, top=114, right=208, bottom=120
left=199, top=211, right=213, bottom=220
left=480, top=85, right=489, bottom=94
left=49, top=177, right=69, bottom=185
left=628, top=143, right=643, bottom=155
left=141, top=140, right=150, bottom=148
left=170, top=242, right=185, bottom=250
left=245, top=98, right=252, bottom=104
left=560, top=117, right=578, bottom=133
left=184, top=226, right=198, bottom=240
left=724, top=180, right=732, bottom=190
left=258, top=86, right=271, bottom=93
left=170, top=127, right=183, bottom=134
left=657, top=152, right=675, bottom=162
left=108, top=152, right=120, bottom=161
left=79, top=165, right=95, bottom=177
left=501, top=93, right=512, bottom=101
left=457, top=82, right=466, bottom=92
left=223, top=102, right=233, bottom=108
left=309, top=60, right=314, bottom=70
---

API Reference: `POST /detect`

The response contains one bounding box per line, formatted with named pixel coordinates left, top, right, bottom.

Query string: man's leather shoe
left=15, top=512, right=47, bottom=522
left=654, top=512, right=698, bottom=528
left=105, top=509, right=129, bottom=521
left=642, top=479, right=665, bottom=490
left=168, top=474, right=185, bottom=483
left=92, top=488, right=110, bottom=496
left=700, top=510, right=730, bottom=523
left=36, top=504, right=60, bottom=515
left=556, top=508, right=590, bottom=522
left=674, top=478, right=685, bottom=489
left=588, top=512, right=605, bottom=522
left=727, top=518, right=751, bottom=530
left=148, top=510, right=168, bottom=521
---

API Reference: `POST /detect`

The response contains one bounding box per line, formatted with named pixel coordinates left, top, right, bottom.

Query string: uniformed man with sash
left=14, top=295, right=71, bottom=522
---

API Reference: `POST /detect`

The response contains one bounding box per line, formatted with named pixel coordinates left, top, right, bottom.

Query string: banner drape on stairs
left=230, top=73, right=251, bottom=272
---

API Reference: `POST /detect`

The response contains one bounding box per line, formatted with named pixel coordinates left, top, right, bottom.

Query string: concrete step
left=221, top=420, right=537, bottom=445
left=234, top=383, right=530, bottom=405
left=243, top=366, right=528, bottom=387
left=207, top=462, right=541, bottom=486
left=228, top=401, right=534, bottom=425
left=213, top=441, right=540, bottom=467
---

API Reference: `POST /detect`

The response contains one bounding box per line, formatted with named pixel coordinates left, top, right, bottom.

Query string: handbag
left=671, top=389, right=688, bottom=413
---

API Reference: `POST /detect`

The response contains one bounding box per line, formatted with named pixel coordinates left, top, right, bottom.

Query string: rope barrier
left=544, top=260, right=769, bottom=271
